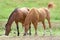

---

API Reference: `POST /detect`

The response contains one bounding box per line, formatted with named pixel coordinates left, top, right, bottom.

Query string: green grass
left=0, top=20, right=60, bottom=36
left=0, top=0, right=60, bottom=20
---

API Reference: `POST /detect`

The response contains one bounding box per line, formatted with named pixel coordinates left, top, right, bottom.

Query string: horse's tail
left=47, top=2, right=55, bottom=9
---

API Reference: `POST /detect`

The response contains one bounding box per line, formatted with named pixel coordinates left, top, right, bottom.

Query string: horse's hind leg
left=47, top=18, right=52, bottom=35
left=33, top=22, right=38, bottom=35
left=42, top=20, right=46, bottom=36
left=15, top=22, right=19, bottom=36
left=29, top=23, right=31, bottom=35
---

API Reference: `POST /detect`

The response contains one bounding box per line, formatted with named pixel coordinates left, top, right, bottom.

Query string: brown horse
left=23, top=2, right=55, bottom=36
left=5, top=7, right=31, bottom=36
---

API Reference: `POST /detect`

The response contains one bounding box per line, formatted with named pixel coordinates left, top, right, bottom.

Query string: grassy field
left=0, top=20, right=60, bottom=36
left=0, top=0, right=60, bottom=36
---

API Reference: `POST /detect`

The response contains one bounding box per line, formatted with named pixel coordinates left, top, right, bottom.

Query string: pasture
left=0, top=0, right=60, bottom=40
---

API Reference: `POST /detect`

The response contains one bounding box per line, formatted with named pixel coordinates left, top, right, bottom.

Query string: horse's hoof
left=50, top=34, right=53, bottom=36
left=42, top=34, right=45, bottom=37
left=27, top=33, right=31, bottom=35
left=35, top=33, right=37, bottom=35
left=17, top=35, right=19, bottom=36
left=34, top=34, right=37, bottom=36
left=29, top=33, right=31, bottom=35
left=23, top=34, right=26, bottom=36
left=1, top=35, right=8, bottom=37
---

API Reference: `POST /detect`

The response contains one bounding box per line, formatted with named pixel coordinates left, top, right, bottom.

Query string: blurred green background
left=0, top=0, right=60, bottom=20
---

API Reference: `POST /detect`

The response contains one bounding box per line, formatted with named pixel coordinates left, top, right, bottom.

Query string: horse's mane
left=7, top=8, right=18, bottom=24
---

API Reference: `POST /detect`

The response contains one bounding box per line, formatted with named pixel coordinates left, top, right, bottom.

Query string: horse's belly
left=15, top=16, right=25, bottom=23
left=38, top=16, right=46, bottom=22
left=38, top=13, right=46, bottom=22
left=16, top=19, right=25, bottom=23
left=38, top=18, right=43, bottom=22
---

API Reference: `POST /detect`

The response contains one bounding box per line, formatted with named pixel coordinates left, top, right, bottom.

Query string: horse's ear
left=27, top=8, right=30, bottom=11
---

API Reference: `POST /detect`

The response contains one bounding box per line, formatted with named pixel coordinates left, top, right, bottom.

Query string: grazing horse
left=23, top=2, right=55, bottom=36
left=5, top=7, right=31, bottom=36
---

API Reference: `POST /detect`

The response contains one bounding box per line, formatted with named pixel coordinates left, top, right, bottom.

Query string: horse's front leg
left=42, top=21, right=46, bottom=36
left=15, top=22, right=19, bottom=36
left=23, top=24, right=29, bottom=36
left=47, top=19, right=52, bottom=36
left=29, top=23, right=31, bottom=35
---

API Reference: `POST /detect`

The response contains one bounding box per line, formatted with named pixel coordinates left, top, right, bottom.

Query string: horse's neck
left=7, top=16, right=14, bottom=26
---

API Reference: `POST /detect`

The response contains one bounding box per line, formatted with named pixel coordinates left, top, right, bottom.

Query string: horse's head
left=5, top=23, right=11, bottom=36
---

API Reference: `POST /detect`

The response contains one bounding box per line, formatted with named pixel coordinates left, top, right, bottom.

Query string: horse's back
left=28, top=8, right=39, bottom=23
left=14, top=7, right=30, bottom=23
left=37, top=8, right=50, bottom=21
left=17, top=7, right=29, bottom=14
